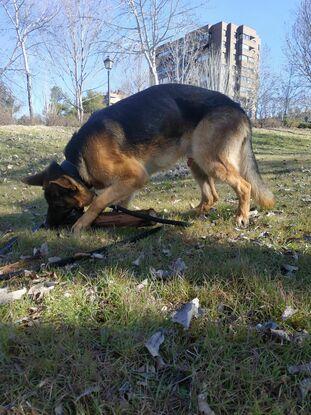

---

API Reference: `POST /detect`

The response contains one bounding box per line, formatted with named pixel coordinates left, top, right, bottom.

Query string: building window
left=240, top=86, right=254, bottom=93
left=238, top=54, right=255, bottom=64
left=238, top=55, right=248, bottom=62
left=240, top=75, right=253, bottom=84
left=157, top=49, right=170, bottom=59
left=241, top=67, right=256, bottom=75
left=239, top=33, right=253, bottom=41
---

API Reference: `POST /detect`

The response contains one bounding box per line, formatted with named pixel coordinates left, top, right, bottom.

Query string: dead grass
left=0, top=126, right=310, bottom=414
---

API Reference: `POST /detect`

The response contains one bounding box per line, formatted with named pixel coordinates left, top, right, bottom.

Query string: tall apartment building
left=156, top=21, right=260, bottom=116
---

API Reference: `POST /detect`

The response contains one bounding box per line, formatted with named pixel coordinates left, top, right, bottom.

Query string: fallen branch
left=93, top=208, right=157, bottom=227
left=110, top=205, right=191, bottom=227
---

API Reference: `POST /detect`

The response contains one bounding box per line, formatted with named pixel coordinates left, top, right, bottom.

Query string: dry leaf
left=249, top=209, right=259, bottom=218
left=48, top=256, right=62, bottom=263
left=28, top=281, right=57, bottom=301
left=293, top=330, right=310, bottom=343
left=282, top=306, right=297, bottom=320
left=145, top=329, right=165, bottom=357
left=136, top=279, right=148, bottom=291
left=162, top=247, right=172, bottom=257
left=171, top=298, right=200, bottom=329
left=288, top=362, right=311, bottom=376
left=132, top=253, right=144, bottom=267
left=198, top=393, right=215, bottom=414
left=75, top=385, right=100, bottom=402
left=91, top=253, right=105, bottom=260
left=0, top=287, right=27, bottom=305
left=281, top=264, right=298, bottom=277
left=33, top=242, right=49, bottom=257
left=149, top=267, right=171, bottom=279
left=256, top=321, right=278, bottom=330
left=269, top=328, right=292, bottom=342
left=171, top=258, right=186, bottom=275
left=299, top=378, right=311, bottom=400
left=54, top=403, right=64, bottom=415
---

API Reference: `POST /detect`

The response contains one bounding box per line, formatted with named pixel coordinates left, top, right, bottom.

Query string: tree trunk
left=76, top=88, right=84, bottom=124
left=148, top=56, right=159, bottom=85
left=19, top=31, right=34, bottom=120
left=25, top=70, right=33, bottom=120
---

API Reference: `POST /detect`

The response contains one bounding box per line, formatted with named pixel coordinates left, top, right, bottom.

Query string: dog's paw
left=236, top=214, right=249, bottom=228
left=191, top=202, right=213, bottom=214
left=71, top=217, right=90, bottom=235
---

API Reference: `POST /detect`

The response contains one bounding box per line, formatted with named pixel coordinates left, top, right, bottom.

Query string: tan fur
left=71, top=134, right=148, bottom=233
left=70, top=107, right=274, bottom=231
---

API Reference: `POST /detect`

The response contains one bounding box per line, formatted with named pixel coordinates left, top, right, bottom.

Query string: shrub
left=0, top=110, right=14, bottom=125
left=45, top=113, right=81, bottom=127
left=283, top=118, right=301, bottom=128
left=298, top=122, right=311, bottom=129
left=17, top=115, right=44, bottom=125
left=254, top=117, right=283, bottom=128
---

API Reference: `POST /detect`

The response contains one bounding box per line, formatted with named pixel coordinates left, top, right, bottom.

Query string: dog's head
left=22, top=161, right=94, bottom=228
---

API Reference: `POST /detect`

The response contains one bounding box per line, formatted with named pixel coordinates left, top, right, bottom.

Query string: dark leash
left=0, top=226, right=162, bottom=281
left=110, top=205, right=191, bottom=227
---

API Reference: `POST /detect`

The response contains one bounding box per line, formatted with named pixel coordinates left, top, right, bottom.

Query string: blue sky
left=1, top=0, right=299, bottom=115
left=109, top=0, right=299, bottom=100
left=198, top=0, right=299, bottom=71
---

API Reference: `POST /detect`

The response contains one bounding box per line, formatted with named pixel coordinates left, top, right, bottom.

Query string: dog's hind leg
left=188, top=160, right=219, bottom=213
left=195, top=158, right=251, bottom=227
left=192, top=110, right=251, bottom=226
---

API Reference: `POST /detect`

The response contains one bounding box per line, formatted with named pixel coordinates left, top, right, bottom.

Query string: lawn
left=0, top=125, right=310, bottom=414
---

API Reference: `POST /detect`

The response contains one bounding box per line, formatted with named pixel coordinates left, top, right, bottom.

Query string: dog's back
left=65, top=84, right=244, bottom=161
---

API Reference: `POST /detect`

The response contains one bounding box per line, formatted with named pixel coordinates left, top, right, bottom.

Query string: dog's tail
left=240, top=125, right=275, bottom=209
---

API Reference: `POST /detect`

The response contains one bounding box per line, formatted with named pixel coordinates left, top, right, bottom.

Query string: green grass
left=0, top=125, right=310, bottom=414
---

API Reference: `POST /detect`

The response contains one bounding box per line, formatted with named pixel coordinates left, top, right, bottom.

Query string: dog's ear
left=22, top=161, right=63, bottom=187
left=49, top=175, right=78, bottom=191
left=48, top=174, right=93, bottom=208
left=22, top=171, right=45, bottom=186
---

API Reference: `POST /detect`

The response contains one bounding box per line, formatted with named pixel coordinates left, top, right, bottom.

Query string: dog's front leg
left=71, top=176, right=146, bottom=235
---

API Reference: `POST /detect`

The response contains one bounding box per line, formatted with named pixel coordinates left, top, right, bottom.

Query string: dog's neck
left=60, top=160, right=92, bottom=189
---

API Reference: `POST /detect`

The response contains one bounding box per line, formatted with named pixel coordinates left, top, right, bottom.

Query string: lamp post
left=104, top=56, right=114, bottom=106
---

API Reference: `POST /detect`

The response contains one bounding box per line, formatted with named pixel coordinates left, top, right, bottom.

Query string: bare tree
left=255, top=47, right=279, bottom=125
left=286, top=0, right=311, bottom=87
left=278, top=65, right=302, bottom=123
left=0, top=38, right=20, bottom=78
left=46, top=0, right=110, bottom=123
left=120, top=55, right=149, bottom=95
left=199, top=47, right=232, bottom=96
left=157, top=30, right=204, bottom=84
left=0, top=0, right=57, bottom=119
left=157, top=31, right=234, bottom=97
left=115, top=0, right=200, bottom=85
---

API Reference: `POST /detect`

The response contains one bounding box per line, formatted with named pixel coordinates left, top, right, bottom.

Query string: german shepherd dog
left=22, top=84, right=275, bottom=234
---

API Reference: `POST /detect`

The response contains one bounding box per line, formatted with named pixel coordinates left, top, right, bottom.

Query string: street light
left=104, top=56, right=114, bottom=106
